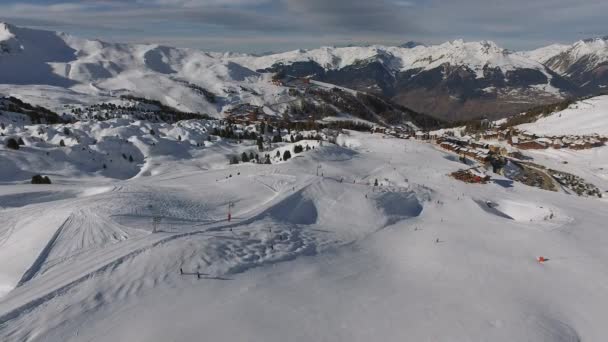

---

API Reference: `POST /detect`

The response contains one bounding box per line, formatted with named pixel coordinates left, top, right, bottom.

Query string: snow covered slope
left=523, top=37, right=608, bottom=92
left=0, top=22, right=579, bottom=122
left=518, top=95, right=608, bottom=136
left=238, top=40, right=574, bottom=121
left=1, top=129, right=608, bottom=341
left=517, top=44, right=571, bottom=64
left=0, top=22, right=278, bottom=117
left=235, top=40, right=552, bottom=78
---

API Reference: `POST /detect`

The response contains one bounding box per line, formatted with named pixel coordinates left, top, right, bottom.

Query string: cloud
left=282, top=0, right=420, bottom=34
left=0, top=0, right=606, bottom=52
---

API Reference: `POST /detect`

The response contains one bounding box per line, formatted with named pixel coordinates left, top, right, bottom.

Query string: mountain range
left=1, top=22, right=607, bottom=123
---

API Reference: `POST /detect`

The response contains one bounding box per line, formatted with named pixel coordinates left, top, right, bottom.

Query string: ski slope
left=1, top=129, right=608, bottom=341
left=518, top=95, right=608, bottom=136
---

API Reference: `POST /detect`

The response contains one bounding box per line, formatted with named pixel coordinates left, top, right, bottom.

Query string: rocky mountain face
left=0, top=23, right=444, bottom=129
left=538, top=37, right=608, bottom=95
left=255, top=41, right=577, bottom=121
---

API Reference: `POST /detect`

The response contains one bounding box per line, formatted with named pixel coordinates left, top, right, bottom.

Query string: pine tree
left=264, top=154, right=271, bottom=164
left=283, top=150, right=292, bottom=161
left=5, top=138, right=19, bottom=150
left=59, top=139, right=65, bottom=147
left=31, top=174, right=51, bottom=184
left=374, top=179, right=379, bottom=186
left=230, top=155, right=239, bottom=164
left=257, top=137, right=264, bottom=151
left=241, top=152, right=249, bottom=162
left=249, top=152, right=254, bottom=161
left=260, top=122, right=266, bottom=135
left=294, top=145, right=303, bottom=154
left=276, top=150, right=280, bottom=158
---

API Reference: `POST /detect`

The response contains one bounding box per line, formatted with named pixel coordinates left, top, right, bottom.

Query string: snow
left=0, top=23, right=282, bottom=117
left=518, top=95, right=608, bottom=136
left=517, top=44, right=570, bottom=64
left=533, top=37, right=608, bottom=75
left=0, top=23, right=15, bottom=42
left=1, top=126, right=608, bottom=341
left=233, top=40, right=552, bottom=80
left=3, top=22, right=608, bottom=342
left=0, top=22, right=576, bottom=118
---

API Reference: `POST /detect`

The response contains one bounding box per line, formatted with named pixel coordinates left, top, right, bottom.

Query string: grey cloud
left=283, top=0, right=421, bottom=34
left=0, top=0, right=607, bottom=52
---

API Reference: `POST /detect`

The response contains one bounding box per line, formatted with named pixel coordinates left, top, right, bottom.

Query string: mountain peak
left=582, top=36, right=608, bottom=43
left=399, top=41, right=425, bottom=49
left=0, top=22, right=15, bottom=42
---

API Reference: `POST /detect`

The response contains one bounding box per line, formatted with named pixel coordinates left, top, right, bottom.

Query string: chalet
left=551, top=138, right=564, bottom=149
left=517, top=140, right=548, bottom=150
left=372, top=126, right=387, bottom=134
left=482, top=130, right=499, bottom=140
left=488, top=145, right=508, bottom=156
left=589, top=138, right=603, bottom=147
left=470, top=141, right=489, bottom=149
left=415, top=131, right=429, bottom=140
left=225, top=104, right=270, bottom=124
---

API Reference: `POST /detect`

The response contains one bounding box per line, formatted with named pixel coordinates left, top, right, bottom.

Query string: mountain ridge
left=1, top=22, right=606, bottom=122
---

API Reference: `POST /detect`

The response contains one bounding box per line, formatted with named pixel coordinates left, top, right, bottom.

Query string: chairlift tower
left=228, top=202, right=235, bottom=222
left=152, top=216, right=162, bottom=233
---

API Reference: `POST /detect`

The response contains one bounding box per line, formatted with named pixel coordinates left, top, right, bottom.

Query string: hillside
left=0, top=22, right=277, bottom=118
left=244, top=41, right=574, bottom=121
left=1, top=121, right=608, bottom=340
left=0, top=22, right=586, bottom=123
left=0, top=23, right=440, bottom=129
left=523, top=37, right=608, bottom=95
left=517, top=95, right=608, bottom=136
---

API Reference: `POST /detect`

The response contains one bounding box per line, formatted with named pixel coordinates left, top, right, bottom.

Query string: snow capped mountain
left=516, top=44, right=571, bottom=64
left=0, top=22, right=604, bottom=122
left=4, top=24, right=608, bottom=342
left=522, top=37, right=608, bottom=93
left=544, top=37, right=608, bottom=74
left=0, top=23, right=18, bottom=54
left=243, top=39, right=572, bottom=121
left=0, top=22, right=277, bottom=117
left=235, top=40, right=550, bottom=77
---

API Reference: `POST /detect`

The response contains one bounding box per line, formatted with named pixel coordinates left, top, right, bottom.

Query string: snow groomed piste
left=1, top=130, right=608, bottom=341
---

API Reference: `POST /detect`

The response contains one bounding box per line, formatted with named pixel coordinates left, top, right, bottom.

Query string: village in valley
left=371, top=116, right=607, bottom=197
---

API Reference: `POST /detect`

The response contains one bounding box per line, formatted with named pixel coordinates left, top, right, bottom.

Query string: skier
left=435, top=238, right=439, bottom=243
left=180, top=267, right=183, bottom=275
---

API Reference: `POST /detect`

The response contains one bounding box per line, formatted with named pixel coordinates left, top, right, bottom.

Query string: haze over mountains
left=1, top=22, right=607, bottom=122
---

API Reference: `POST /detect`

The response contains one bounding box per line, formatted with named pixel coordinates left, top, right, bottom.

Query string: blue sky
left=1, top=0, right=606, bottom=53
